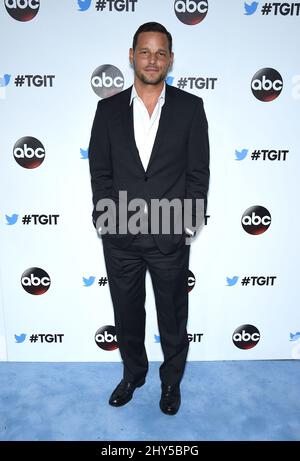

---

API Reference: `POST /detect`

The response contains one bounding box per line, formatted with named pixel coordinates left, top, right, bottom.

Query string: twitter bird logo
left=80, top=148, right=89, bottom=159
left=6, top=214, right=18, bottom=225
left=235, top=149, right=248, bottom=160
left=15, top=333, right=26, bottom=343
left=290, top=332, right=300, bottom=342
left=227, top=276, right=239, bottom=286
left=0, top=74, right=11, bottom=87
left=166, top=76, right=174, bottom=86
left=83, top=276, right=95, bottom=287
left=244, top=2, right=258, bottom=15
left=154, top=334, right=161, bottom=343
left=78, top=0, right=92, bottom=11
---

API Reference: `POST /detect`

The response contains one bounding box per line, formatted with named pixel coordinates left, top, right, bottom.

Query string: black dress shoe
left=159, top=384, right=181, bottom=415
left=109, top=379, right=145, bottom=407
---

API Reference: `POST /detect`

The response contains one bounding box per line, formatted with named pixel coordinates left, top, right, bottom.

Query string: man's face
left=129, top=31, right=174, bottom=86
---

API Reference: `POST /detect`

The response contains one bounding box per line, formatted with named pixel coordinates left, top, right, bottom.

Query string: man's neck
left=133, top=79, right=164, bottom=104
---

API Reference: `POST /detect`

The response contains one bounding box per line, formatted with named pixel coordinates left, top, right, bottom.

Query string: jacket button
left=144, top=175, right=149, bottom=182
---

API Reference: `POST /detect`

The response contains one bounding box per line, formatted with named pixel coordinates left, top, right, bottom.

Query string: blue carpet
left=0, top=361, right=299, bottom=441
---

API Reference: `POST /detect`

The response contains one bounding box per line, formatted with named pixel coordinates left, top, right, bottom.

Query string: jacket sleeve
left=186, top=98, right=210, bottom=226
left=88, top=100, right=113, bottom=228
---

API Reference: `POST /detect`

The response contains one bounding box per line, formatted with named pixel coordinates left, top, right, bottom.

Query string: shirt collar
left=129, top=82, right=166, bottom=106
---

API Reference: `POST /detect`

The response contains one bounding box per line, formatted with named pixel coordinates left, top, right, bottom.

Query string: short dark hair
left=132, top=22, right=173, bottom=54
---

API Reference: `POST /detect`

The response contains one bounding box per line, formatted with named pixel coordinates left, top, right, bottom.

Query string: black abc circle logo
left=241, top=206, right=271, bottom=235
left=5, top=0, right=40, bottom=22
left=232, top=325, right=260, bottom=350
left=251, top=68, right=283, bottom=101
left=95, top=325, right=118, bottom=351
left=188, top=269, right=196, bottom=292
left=91, top=65, right=124, bottom=99
left=13, top=137, right=45, bottom=169
left=21, top=267, right=51, bottom=295
left=174, top=0, right=208, bottom=25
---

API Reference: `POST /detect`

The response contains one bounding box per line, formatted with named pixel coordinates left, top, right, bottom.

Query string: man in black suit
left=89, top=22, right=209, bottom=415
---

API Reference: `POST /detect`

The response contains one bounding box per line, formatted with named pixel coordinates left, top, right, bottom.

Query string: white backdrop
left=1, top=0, right=299, bottom=362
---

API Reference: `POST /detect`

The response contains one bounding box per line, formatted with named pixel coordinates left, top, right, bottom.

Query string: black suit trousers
left=102, top=233, right=190, bottom=386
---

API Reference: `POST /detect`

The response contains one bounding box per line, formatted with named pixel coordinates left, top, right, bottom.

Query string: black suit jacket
left=88, top=84, right=210, bottom=254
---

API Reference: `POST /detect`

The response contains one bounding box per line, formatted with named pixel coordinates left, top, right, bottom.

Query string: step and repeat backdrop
left=0, top=0, right=299, bottom=362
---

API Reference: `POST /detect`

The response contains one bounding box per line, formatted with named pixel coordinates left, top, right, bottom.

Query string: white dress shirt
left=130, top=83, right=165, bottom=172
left=130, top=84, right=165, bottom=215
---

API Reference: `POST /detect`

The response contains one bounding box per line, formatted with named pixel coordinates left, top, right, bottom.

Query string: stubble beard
left=138, top=72, right=166, bottom=85
left=134, top=64, right=168, bottom=86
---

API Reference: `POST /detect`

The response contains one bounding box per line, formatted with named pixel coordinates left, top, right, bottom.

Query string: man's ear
left=169, top=52, right=174, bottom=70
left=129, top=48, right=134, bottom=65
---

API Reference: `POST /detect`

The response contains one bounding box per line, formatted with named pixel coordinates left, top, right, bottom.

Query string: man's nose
left=149, top=53, right=157, bottom=63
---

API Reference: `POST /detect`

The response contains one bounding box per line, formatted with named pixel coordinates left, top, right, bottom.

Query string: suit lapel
left=121, top=86, right=145, bottom=173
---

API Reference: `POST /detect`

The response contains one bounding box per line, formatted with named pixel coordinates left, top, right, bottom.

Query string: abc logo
left=13, top=137, right=45, bottom=169
left=241, top=206, right=271, bottom=235
left=91, top=65, right=124, bottom=99
left=95, top=325, right=118, bottom=351
left=251, top=68, right=283, bottom=102
left=21, top=267, right=51, bottom=295
left=188, top=269, right=196, bottom=293
left=232, top=324, right=260, bottom=350
left=174, top=0, right=208, bottom=25
left=5, top=0, right=39, bottom=22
